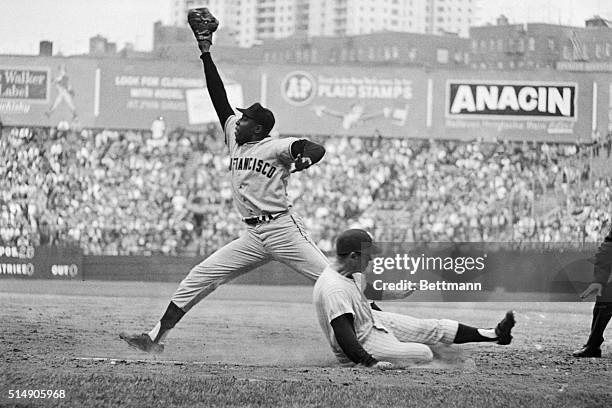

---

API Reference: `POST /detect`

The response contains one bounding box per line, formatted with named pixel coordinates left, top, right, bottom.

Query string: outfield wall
left=0, top=245, right=82, bottom=280
left=81, top=256, right=311, bottom=285
left=0, top=245, right=600, bottom=293
left=0, top=245, right=310, bottom=285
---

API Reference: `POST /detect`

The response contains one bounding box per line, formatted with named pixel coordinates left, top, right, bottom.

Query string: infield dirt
left=1, top=279, right=611, bottom=407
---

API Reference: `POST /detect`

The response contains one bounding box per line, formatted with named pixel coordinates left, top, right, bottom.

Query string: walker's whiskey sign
left=0, top=67, right=49, bottom=102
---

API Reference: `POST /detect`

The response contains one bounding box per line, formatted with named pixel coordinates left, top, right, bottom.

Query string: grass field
left=1, top=279, right=612, bottom=407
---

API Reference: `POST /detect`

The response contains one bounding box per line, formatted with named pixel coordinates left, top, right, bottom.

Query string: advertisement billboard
left=0, top=56, right=98, bottom=127
left=94, top=58, right=259, bottom=130
left=0, top=55, right=609, bottom=142
left=431, top=70, right=601, bottom=142
left=265, top=64, right=429, bottom=138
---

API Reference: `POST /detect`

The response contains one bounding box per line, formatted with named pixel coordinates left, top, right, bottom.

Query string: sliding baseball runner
left=314, top=229, right=515, bottom=368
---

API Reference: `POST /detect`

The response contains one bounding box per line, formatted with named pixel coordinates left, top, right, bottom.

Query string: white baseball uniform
left=171, top=114, right=329, bottom=311
left=313, top=266, right=459, bottom=366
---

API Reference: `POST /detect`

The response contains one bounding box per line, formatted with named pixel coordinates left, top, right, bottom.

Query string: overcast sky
left=0, top=0, right=610, bottom=55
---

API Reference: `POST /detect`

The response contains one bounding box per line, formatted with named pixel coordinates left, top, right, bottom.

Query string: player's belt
left=242, top=211, right=287, bottom=225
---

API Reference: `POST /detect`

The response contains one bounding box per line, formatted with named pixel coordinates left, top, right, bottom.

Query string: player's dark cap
left=237, top=102, right=275, bottom=134
left=336, top=229, right=382, bottom=256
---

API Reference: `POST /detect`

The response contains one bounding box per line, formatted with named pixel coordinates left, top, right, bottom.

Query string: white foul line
left=75, top=357, right=210, bottom=365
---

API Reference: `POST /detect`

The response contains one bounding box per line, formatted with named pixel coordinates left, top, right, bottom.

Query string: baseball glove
left=291, top=154, right=312, bottom=173
left=187, top=8, right=219, bottom=44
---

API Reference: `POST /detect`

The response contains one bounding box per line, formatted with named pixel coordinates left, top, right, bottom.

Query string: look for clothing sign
left=185, top=82, right=244, bottom=125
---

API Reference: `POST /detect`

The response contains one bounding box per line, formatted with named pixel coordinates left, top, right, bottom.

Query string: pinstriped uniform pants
left=360, top=310, right=459, bottom=365
left=171, top=212, right=329, bottom=312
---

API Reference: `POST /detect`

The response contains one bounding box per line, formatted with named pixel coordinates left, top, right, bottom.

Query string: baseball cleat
left=494, top=311, right=515, bottom=345
left=119, top=332, right=164, bottom=353
left=572, top=346, right=602, bottom=358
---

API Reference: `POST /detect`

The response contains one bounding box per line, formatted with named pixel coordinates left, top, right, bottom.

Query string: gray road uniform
left=172, top=113, right=330, bottom=311
left=119, top=23, right=331, bottom=354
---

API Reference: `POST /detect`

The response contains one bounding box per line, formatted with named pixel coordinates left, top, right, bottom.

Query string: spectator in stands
left=1, top=123, right=610, bottom=253
left=148, top=116, right=167, bottom=149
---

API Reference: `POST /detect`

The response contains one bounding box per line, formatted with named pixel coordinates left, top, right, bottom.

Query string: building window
left=472, top=40, right=478, bottom=51
left=384, top=47, right=392, bottom=60
left=606, top=43, right=611, bottom=57
left=497, top=38, right=503, bottom=52
left=368, top=47, right=375, bottom=60
left=340, top=48, right=348, bottom=62
left=357, top=47, right=365, bottom=61
left=562, top=45, right=571, bottom=60
left=408, top=48, right=417, bottom=62
left=547, top=38, right=555, bottom=51
left=528, top=37, right=535, bottom=51
left=596, top=43, right=602, bottom=59
left=437, top=48, right=449, bottom=64
left=518, top=38, right=525, bottom=52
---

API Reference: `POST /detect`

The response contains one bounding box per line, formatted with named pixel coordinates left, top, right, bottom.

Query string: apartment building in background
left=169, top=0, right=476, bottom=47
left=470, top=15, right=612, bottom=70
left=170, top=0, right=230, bottom=27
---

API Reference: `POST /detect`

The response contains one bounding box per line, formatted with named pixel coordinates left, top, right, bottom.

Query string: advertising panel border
left=444, top=79, right=579, bottom=122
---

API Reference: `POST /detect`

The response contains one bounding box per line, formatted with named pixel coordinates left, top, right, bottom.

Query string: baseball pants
left=585, top=284, right=612, bottom=348
left=171, top=213, right=329, bottom=311
left=361, top=310, right=459, bottom=364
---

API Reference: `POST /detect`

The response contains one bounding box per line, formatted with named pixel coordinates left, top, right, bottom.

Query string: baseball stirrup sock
left=149, top=302, right=186, bottom=343
left=453, top=324, right=497, bottom=343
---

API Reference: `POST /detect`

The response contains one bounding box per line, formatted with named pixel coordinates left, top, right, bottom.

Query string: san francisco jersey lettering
left=224, top=115, right=298, bottom=217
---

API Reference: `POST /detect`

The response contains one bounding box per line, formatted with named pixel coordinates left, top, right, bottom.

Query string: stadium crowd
left=0, top=124, right=610, bottom=256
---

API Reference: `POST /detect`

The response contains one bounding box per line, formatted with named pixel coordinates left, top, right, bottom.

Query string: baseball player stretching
left=120, top=8, right=330, bottom=353
left=313, top=229, right=515, bottom=369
